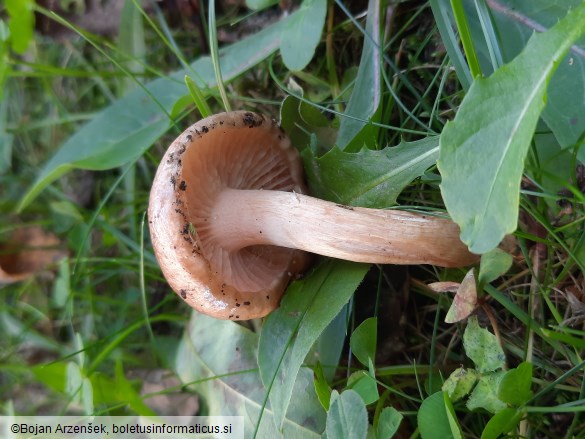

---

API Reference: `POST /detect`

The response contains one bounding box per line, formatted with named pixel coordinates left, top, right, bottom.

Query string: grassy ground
left=1, top=1, right=584, bottom=438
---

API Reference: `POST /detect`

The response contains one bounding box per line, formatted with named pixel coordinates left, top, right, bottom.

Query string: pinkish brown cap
left=148, top=111, right=311, bottom=320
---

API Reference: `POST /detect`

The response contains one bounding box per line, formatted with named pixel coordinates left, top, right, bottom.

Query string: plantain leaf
left=18, top=13, right=291, bottom=211
left=258, top=260, right=369, bottom=430
left=175, top=313, right=325, bottom=437
left=438, top=3, right=585, bottom=254
left=303, top=136, right=439, bottom=207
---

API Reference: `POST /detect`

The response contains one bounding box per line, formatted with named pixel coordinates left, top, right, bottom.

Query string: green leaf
left=376, top=407, right=403, bottom=439
left=326, top=390, right=368, bottom=439
left=258, top=260, right=369, bottom=429
left=463, top=316, right=506, bottom=373
left=313, top=362, right=332, bottom=411
left=418, top=391, right=455, bottom=439
left=280, top=94, right=337, bottom=153
left=472, top=0, right=585, bottom=149
left=337, top=0, right=381, bottom=150
left=175, top=313, right=325, bottom=437
left=478, top=248, right=513, bottom=286
left=350, top=317, right=377, bottom=367
left=6, top=0, right=34, bottom=54
left=438, top=3, right=585, bottom=253
left=0, top=22, right=10, bottom=102
left=0, top=96, right=12, bottom=173
left=443, top=392, right=464, bottom=439
left=18, top=13, right=292, bottom=211
left=280, top=0, right=327, bottom=71
left=442, top=367, right=479, bottom=402
left=467, top=371, right=507, bottom=414
left=346, top=371, right=379, bottom=405
left=113, top=360, right=154, bottom=416
left=498, top=361, right=533, bottom=407
left=303, top=136, right=439, bottom=207
left=246, top=0, right=278, bottom=10
left=481, top=407, right=523, bottom=439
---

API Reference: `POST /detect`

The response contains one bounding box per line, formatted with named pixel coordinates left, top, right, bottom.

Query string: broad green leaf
left=438, top=3, right=585, bottom=253
left=258, top=260, right=369, bottom=430
left=175, top=313, right=325, bottom=437
left=376, top=407, right=402, bottom=439
left=476, top=0, right=585, bottom=149
left=18, top=13, right=292, bottom=211
left=442, top=367, right=479, bottom=402
left=346, top=371, right=379, bottom=405
left=326, top=390, right=368, bottom=439
left=481, top=407, right=523, bottom=439
left=303, top=136, right=439, bottom=207
left=350, top=317, right=377, bottom=367
left=6, top=0, right=34, bottom=54
left=336, top=0, right=381, bottom=150
left=437, top=1, right=585, bottom=150
left=418, top=391, right=455, bottom=439
left=280, top=0, right=327, bottom=71
left=467, top=371, right=507, bottom=414
left=463, top=316, right=505, bottom=373
left=498, top=362, right=533, bottom=406
left=478, top=248, right=513, bottom=286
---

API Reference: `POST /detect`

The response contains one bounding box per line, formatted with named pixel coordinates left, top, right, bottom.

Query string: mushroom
left=148, top=111, right=478, bottom=320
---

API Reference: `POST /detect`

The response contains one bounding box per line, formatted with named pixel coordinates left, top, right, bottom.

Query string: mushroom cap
left=148, top=111, right=311, bottom=320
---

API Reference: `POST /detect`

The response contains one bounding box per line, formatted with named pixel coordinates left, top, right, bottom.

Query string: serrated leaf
left=258, top=260, right=369, bottom=430
left=445, top=269, right=478, bottom=324
left=438, top=3, right=585, bottom=253
left=337, top=0, right=381, bottom=150
left=350, top=317, right=377, bottom=367
left=463, top=316, right=506, bottom=373
left=326, top=390, right=368, bottom=439
left=467, top=371, right=507, bottom=414
left=280, top=0, right=327, bottom=71
left=175, top=313, right=325, bottom=437
left=18, top=13, right=293, bottom=211
left=376, top=407, right=403, bottom=439
left=498, top=361, right=533, bottom=406
left=303, top=136, right=439, bottom=207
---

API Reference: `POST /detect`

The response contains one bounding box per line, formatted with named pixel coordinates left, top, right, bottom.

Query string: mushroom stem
left=209, top=188, right=478, bottom=267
